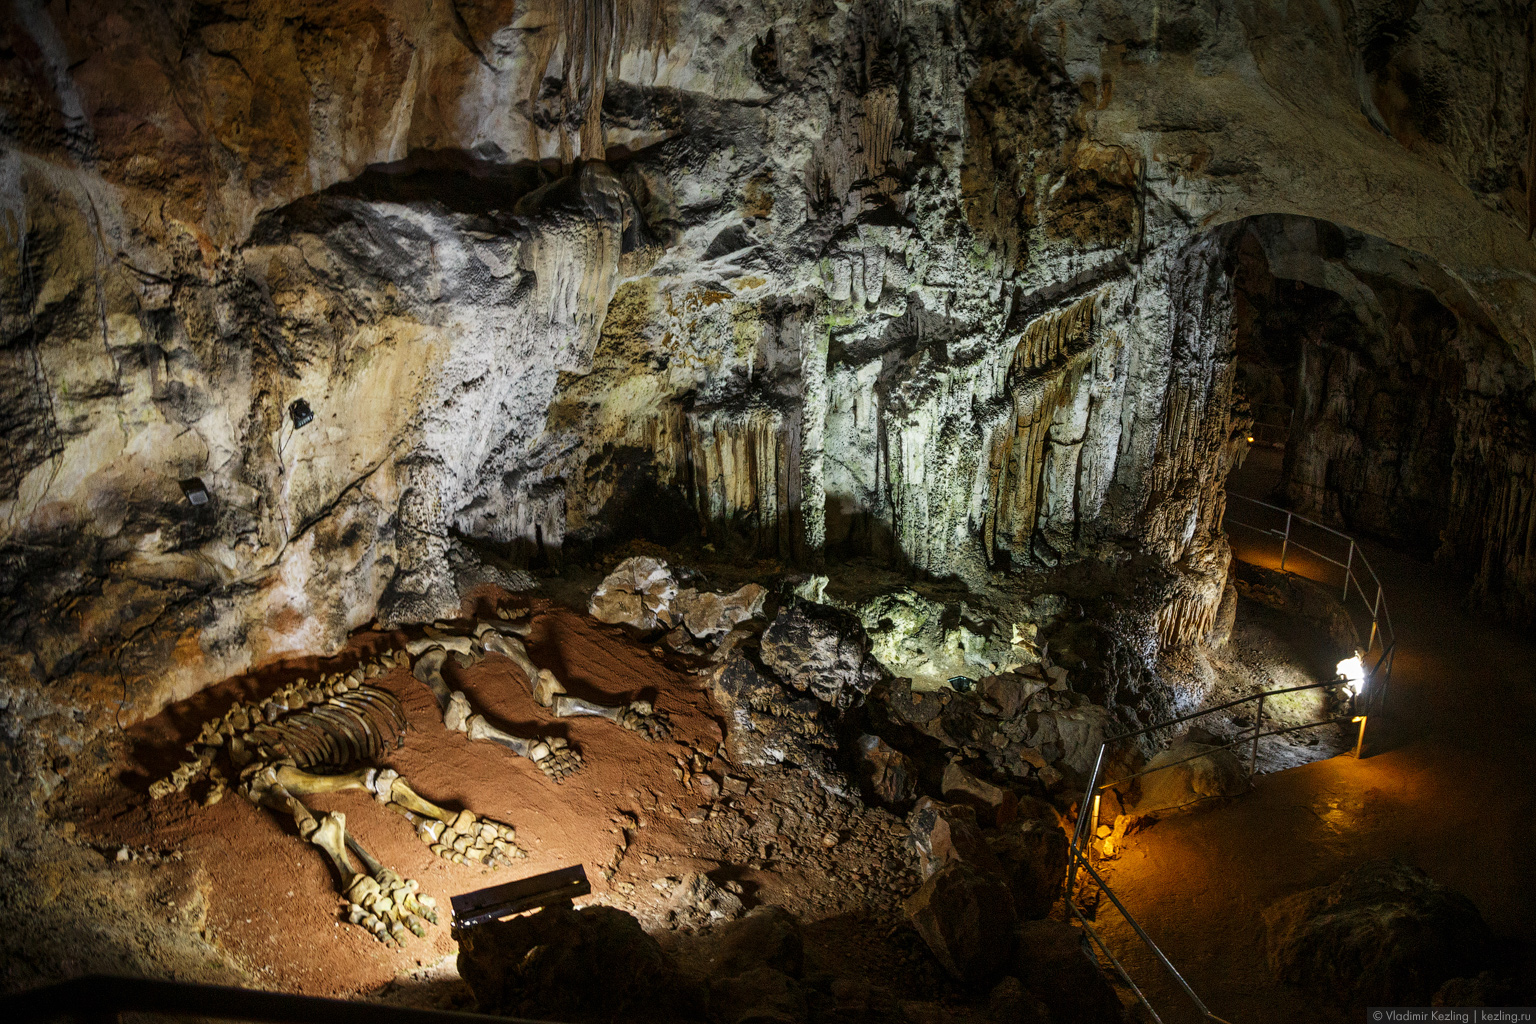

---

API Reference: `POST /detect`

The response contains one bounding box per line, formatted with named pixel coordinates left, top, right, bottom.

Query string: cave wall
left=1235, top=215, right=1536, bottom=621
left=1, top=0, right=1533, bottom=745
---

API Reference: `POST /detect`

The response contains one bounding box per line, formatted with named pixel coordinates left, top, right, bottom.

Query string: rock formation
left=1263, top=859, right=1495, bottom=1009
left=2, top=12, right=1534, bottom=989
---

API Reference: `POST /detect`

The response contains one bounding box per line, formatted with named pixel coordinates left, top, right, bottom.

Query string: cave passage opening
left=1224, top=213, right=1529, bottom=613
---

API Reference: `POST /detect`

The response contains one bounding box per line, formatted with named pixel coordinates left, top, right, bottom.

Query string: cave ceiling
left=0, top=0, right=1532, bottom=737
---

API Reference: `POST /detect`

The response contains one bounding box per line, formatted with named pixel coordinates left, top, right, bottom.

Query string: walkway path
left=1094, top=455, right=1536, bottom=1023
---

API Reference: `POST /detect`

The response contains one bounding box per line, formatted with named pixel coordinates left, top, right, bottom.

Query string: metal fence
left=1246, top=403, right=1292, bottom=448
left=1221, top=493, right=1395, bottom=684
left=1063, top=664, right=1391, bottom=1024
left=1058, top=495, right=1402, bottom=1023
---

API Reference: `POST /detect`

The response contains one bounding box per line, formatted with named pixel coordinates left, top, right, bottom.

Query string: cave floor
left=1094, top=481, right=1536, bottom=1022
left=52, top=597, right=940, bottom=1007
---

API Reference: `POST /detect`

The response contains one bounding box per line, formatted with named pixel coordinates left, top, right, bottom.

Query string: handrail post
left=1342, top=540, right=1354, bottom=602
left=1249, top=693, right=1265, bottom=779
left=1069, top=743, right=1107, bottom=892
left=1369, top=584, right=1382, bottom=652
left=1279, top=513, right=1292, bottom=571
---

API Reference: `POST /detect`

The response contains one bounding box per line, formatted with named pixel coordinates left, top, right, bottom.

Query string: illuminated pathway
left=1095, top=461, right=1536, bottom=1023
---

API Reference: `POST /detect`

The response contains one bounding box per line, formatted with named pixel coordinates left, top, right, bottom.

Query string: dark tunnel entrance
left=1228, top=216, right=1475, bottom=561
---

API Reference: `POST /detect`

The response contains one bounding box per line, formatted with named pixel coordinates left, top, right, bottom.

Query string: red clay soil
left=65, top=595, right=920, bottom=1001
left=1091, top=457, right=1536, bottom=1023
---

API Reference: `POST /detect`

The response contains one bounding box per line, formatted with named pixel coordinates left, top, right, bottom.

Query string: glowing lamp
left=1336, top=654, right=1366, bottom=696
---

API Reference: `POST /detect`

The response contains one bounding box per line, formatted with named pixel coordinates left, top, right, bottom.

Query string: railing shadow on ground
left=1058, top=495, right=1402, bottom=1024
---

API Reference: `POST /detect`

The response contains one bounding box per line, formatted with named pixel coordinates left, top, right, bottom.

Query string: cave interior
left=1, top=2, right=1534, bottom=1022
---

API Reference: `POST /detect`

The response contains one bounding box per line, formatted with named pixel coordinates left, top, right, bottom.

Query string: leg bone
left=552, top=694, right=672, bottom=741
left=412, top=648, right=453, bottom=712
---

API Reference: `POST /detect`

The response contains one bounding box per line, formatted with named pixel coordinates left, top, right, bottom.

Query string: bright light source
left=1337, top=654, right=1366, bottom=695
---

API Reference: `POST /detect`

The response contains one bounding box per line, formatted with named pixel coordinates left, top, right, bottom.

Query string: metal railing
left=1245, top=403, right=1292, bottom=448
left=1, top=975, right=559, bottom=1024
left=1221, top=493, right=1396, bottom=693
left=1061, top=523, right=1399, bottom=1024
left=1064, top=653, right=1392, bottom=1023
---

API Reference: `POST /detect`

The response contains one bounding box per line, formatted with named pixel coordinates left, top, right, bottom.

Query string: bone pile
left=402, top=610, right=673, bottom=782
left=148, top=654, right=410, bottom=803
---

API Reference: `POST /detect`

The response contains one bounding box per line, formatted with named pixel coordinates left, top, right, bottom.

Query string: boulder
left=1263, top=859, right=1493, bottom=1008
left=823, top=978, right=905, bottom=1023
left=707, top=652, right=840, bottom=770
left=759, top=603, right=885, bottom=709
left=663, top=871, right=745, bottom=932
left=709, top=966, right=807, bottom=1024
left=986, top=818, right=1068, bottom=919
left=706, top=905, right=805, bottom=979
left=987, top=976, right=1053, bottom=1024
left=1012, top=920, right=1126, bottom=1024
left=904, top=860, right=1018, bottom=986
left=1127, top=741, right=1248, bottom=814
left=675, top=583, right=770, bottom=639
left=458, top=901, right=692, bottom=1021
left=979, top=672, right=1045, bottom=718
left=907, top=797, right=1003, bottom=879
left=940, top=762, right=1018, bottom=826
left=589, top=556, right=679, bottom=630
left=855, top=734, right=920, bottom=809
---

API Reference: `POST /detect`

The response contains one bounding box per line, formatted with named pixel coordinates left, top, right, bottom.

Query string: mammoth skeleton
left=150, top=611, right=669, bottom=943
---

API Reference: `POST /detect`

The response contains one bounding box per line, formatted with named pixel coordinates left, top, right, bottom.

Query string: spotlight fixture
left=178, top=477, right=210, bottom=506
left=289, top=398, right=314, bottom=429
left=1336, top=652, right=1366, bottom=696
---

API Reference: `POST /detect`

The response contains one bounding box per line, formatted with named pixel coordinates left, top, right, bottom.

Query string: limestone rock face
left=2, top=0, right=1533, bottom=758
left=1263, top=859, right=1494, bottom=1009
left=759, top=602, right=886, bottom=710
left=707, top=649, right=840, bottom=772
left=1127, top=740, right=1250, bottom=815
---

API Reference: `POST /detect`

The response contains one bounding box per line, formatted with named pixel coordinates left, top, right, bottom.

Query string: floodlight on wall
left=289, top=398, right=314, bottom=429
left=1336, top=652, right=1366, bottom=696
left=178, top=477, right=210, bottom=506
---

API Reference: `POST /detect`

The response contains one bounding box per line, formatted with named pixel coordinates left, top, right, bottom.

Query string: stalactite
left=685, top=406, right=799, bottom=557
left=1443, top=401, right=1536, bottom=621
left=982, top=294, right=1101, bottom=563
left=859, top=87, right=900, bottom=181
left=521, top=0, right=675, bottom=162
left=1155, top=589, right=1223, bottom=649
